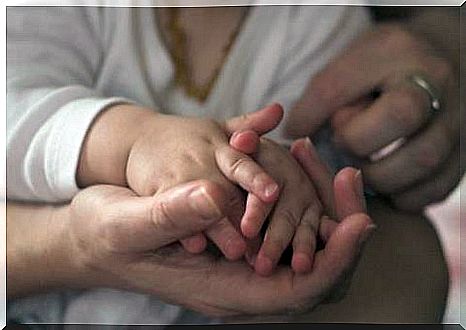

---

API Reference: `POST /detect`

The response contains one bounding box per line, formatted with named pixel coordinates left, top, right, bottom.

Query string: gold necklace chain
left=166, top=8, right=249, bottom=102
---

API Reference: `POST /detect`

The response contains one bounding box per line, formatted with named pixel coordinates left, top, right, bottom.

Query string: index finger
left=215, top=145, right=279, bottom=203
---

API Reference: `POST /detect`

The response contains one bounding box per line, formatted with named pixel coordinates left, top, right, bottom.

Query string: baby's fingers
left=205, top=217, right=247, bottom=261
left=291, top=204, right=320, bottom=274
left=240, top=194, right=273, bottom=239
left=254, top=194, right=315, bottom=276
left=180, top=234, right=207, bottom=254
left=215, top=146, right=279, bottom=203
left=228, top=130, right=275, bottom=239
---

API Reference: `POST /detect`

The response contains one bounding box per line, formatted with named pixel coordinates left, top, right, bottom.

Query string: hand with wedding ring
left=286, top=23, right=463, bottom=211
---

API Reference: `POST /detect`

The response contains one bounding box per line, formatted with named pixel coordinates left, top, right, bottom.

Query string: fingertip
left=224, top=238, right=247, bottom=261
left=230, top=130, right=260, bottom=155
left=263, top=181, right=280, bottom=202
left=333, top=167, right=367, bottom=219
left=290, top=137, right=319, bottom=167
left=334, top=167, right=358, bottom=185
left=265, top=102, right=285, bottom=119
left=254, top=253, right=274, bottom=277
left=292, top=252, right=313, bottom=274
left=259, top=103, right=285, bottom=130
left=181, top=235, right=207, bottom=254
left=290, top=137, right=307, bottom=155
left=240, top=219, right=259, bottom=239
left=339, top=212, right=374, bottom=239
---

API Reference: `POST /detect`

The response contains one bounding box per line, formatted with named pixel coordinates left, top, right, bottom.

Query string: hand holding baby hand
left=125, top=104, right=283, bottom=260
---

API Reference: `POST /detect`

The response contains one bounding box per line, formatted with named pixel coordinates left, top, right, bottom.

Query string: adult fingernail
left=189, top=187, right=222, bottom=219
left=353, top=170, right=366, bottom=210
left=305, top=137, right=317, bottom=157
left=359, top=223, right=377, bottom=245
left=264, top=182, right=279, bottom=199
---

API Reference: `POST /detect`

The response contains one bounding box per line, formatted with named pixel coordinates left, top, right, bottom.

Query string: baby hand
left=231, top=133, right=324, bottom=276
left=126, top=105, right=283, bottom=260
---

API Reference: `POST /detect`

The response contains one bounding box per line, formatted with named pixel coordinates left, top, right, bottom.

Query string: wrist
left=7, top=203, right=96, bottom=298
left=77, top=104, right=159, bottom=187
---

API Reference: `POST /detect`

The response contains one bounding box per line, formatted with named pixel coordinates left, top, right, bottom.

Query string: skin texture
left=229, top=136, right=326, bottom=276
left=7, top=7, right=452, bottom=322
left=77, top=103, right=284, bottom=261
left=7, top=141, right=374, bottom=318
left=285, top=14, right=464, bottom=212
left=77, top=102, right=340, bottom=273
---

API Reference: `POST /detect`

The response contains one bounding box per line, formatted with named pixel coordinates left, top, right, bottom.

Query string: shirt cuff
left=44, top=97, right=134, bottom=201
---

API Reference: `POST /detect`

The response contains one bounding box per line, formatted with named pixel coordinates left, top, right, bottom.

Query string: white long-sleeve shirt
left=7, top=5, right=370, bottom=203
left=7, top=4, right=371, bottom=324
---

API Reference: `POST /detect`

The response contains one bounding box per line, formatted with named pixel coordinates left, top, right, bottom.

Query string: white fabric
left=7, top=5, right=370, bottom=202
left=7, top=5, right=371, bottom=324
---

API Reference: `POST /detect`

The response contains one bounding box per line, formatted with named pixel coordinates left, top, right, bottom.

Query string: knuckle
left=99, top=209, right=126, bottom=253
left=229, top=156, right=249, bottom=177
left=151, top=200, right=180, bottom=234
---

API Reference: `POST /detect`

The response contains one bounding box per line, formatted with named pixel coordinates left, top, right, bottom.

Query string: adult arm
left=7, top=180, right=228, bottom=300
left=7, top=203, right=84, bottom=298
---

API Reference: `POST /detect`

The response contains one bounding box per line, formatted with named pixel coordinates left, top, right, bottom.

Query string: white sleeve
left=7, top=7, right=131, bottom=202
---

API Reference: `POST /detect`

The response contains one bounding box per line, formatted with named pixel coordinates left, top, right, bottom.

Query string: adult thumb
left=110, top=180, right=228, bottom=252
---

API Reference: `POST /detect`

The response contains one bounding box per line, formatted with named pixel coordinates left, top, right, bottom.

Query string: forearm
left=7, top=202, right=86, bottom=299
left=76, top=104, right=159, bottom=188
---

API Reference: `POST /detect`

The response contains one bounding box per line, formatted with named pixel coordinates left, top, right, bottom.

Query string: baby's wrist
left=77, top=104, right=159, bottom=187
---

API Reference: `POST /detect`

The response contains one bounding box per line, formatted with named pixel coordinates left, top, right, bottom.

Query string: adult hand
left=80, top=102, right=283, bottom=261
left=67, top=157, right=373, bottom=318
left=286, top=23, right=463, bottom=211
